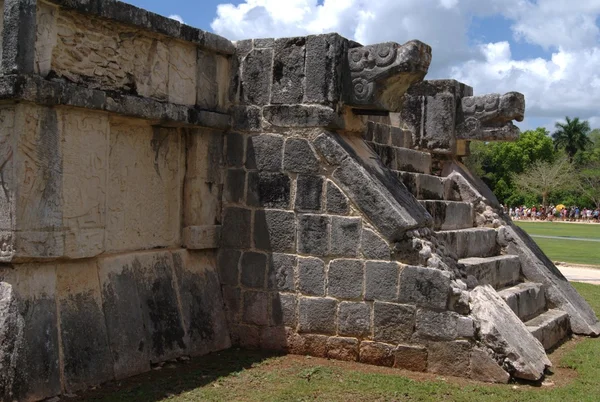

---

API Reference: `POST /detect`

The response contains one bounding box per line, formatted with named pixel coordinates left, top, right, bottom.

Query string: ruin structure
left=0, top=1, right=599, bottom=401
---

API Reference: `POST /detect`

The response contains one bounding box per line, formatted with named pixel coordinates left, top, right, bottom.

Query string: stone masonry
left=0, top=1, right=598, bottom=401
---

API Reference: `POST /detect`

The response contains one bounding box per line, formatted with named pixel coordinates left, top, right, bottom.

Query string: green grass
left=514, top=221, right=600, bottom=266
left=76, top=283, right=600, bottom=402
left=514, top=221, right=600, bottom=240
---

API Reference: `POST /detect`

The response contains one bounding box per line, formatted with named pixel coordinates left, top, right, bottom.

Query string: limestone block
left=327, top=337, right=359, bottom=362
left=272, top=292, right=297, bottom=327
left=56, top=260, right=114, bottom=392
left=242, top=290, right=269, bottom=326
left=284, top=138, right=321, bottom=174
left=0, top=264, right=61, bottom=402
left=271, top=37, right=306, bottom=104
left=361, top=229, right=390, bottom=261
left=526, top=309, right=570, bottom=350
left=240, top=251, right=267, bottom=289
left=224, top=169, right=246, bottom=203
left=254, top=209, right=296, bottom=253
left=419, top=200, right=474, bottom=231
left=413, top=309, right=459, bottom=341
left=338, top=301, right=371, bottom=337
left=297, top=214, right=330, bottom=256
left=398, top=266, right=450, bottom=310
left=35, top=1, right=58, bottom=77
left=296, top=175, right=324, bottom=212
left=394, top=344, right=428, bottom=372
left=183, top=225, right=221, bottom=250
left=373, top=301, right=415, bottom=343
left=241, top=48, right=273, bottom=106
left=247, top=172, right=291, bottom=209
left=298, top=297, right=337, bottom=334
left=106, top=122, right=183, bottom=253
left=359, top=341, right=395, bottom=367
left=330, top=216, right=361, bottom=257
left=498, top=282, right=546, bottom=321
left=298, top=257, right=326, bottom=297
left=470, top=285, right=551, bottom=381
left=168, top=40, right=198, bottom=105
left=267, top=253, right=297, bottom=292
left=226, top=132, right=244, bottom=168
left=246, top=134, right=284, bottom=171
left=427, top=340, right=471, bottom=377
left=217, top=248, right=240, bottom=286
left=221, top=207, right=251, bottom=249
left=197, top=50, right=230, bottom=112
left=171, top=250, right=232, bottom=356
left=365, top=261, right=399, bottom=302
left=328, top=259, right=364, bottom=299
left=470, top=347, right=510, bottom=384
left=326, top=181, right=350, bottom=215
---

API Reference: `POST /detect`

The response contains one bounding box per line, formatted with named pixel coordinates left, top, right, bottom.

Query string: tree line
left=465, top=117, right=600, bottom=209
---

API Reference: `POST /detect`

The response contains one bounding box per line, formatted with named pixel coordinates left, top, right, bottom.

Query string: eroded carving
left=457, top=92, right=525, bottom=141
left=347, top=40, right=432, bottom=111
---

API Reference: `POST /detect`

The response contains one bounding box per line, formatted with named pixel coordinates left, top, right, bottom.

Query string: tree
left=552, top=116, right=592, bottom=162
left=512, top=157, right=573, bottom=207
left=578, top=165, right=600, bottom=209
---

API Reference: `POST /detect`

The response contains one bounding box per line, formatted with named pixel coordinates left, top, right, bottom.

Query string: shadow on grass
left=72, top=349, right=282, bottom=402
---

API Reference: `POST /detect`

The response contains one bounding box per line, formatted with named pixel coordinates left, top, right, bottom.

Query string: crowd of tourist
left=505, top=205, right=600, bottom=222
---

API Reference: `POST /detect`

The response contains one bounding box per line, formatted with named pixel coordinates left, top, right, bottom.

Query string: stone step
left=526, top=309, right=570, bottom=350
left=396, top=147, right=432, bottom=174
left=397, top=171, right=446, bottom=200
left=498, top=282, right=546, bottom=322
left=458, top=255, right=521, bottom=289
left=365, top=122, right=413, bottom=148
left=436, top=227, right=498, bottom=259
left=419, top=200, right=473, bottom=230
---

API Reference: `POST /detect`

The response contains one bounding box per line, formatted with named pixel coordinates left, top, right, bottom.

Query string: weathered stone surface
left=254, top=209, right=296, bottom=253
left=226, top=132, right=245, bottom=167
left=346, top=40, right=432, bottom=111
left=330, top=217, right=361, bottom=257
left=267, top=254, right=297, bottom=292
left=414, top=309, right=459, bottom=341
left=225, top=169, right=246, bottom=203
left=247, top=172, right=291, bottom=209
left=436, top=227, right=498, bottom=259
left=273, top=293, right=297, bottom=327
left=221, top=207, right=252, bottom=249
left=470, top=285, right=551, bottom=381
left=470, top=347, right=511, bottom=384
left=361, top=229, right=390, bottom=260
left=359, top=341, right=395, bottom=367
left=326, top=181, right=350, bottom=215
left=459, top=255, right=521, bottom=289
left=328, top=259, right=364, bottom=299
left=394, top=344, right=428, bottom=372
left=526, top=309, right=570, bottom=351
left=298, top=257, right=326, bottom=296
left=246, top=134, right=284, bottom=171
left=295, top=175, right=324, bottom=211
left=242, top=291, right=269, bottom=326
left=57, top=260, right=114, bottom=392
left=327, top=337, right=359, bottom=362
left=419, top=200, right=473, bottom=231
left=304, top=34, right=345, bottom=105
left=263, top=105, right=342, bottom=128
left=338, top=301, right=371, bottom=337
left=373, top=302, right=415, bottom=343
left=271, top=37, right=306, bottom=104
left=427, top=340, right=471, bottom=377
left=398, top=266, right=450, bottom=310
left=241, top=252, right=267, bottom=289
left=503, top=224, right=600, bottom=336
left=498, top=282, right=546, bottom=321
left=298, top=297, right=337, bottom=334
left=242, top=48, right=273, bottom=105
left=183, top=225, right=221, bottom=250
left=284, top=138, right=321, bottom=174
left=297, top=214, right=330, bottom=256
left=0, top=265, right=61, bottom=402
left=365, top=261, right=399, bottom=301
left=395, top=148, right=432, bottom=174
left=217, top=249, right=240, bottom=286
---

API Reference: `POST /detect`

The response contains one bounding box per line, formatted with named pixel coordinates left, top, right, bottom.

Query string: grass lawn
left=75, top=283, right=600, bottom=402
left=515, top=221, right=600, bottom=266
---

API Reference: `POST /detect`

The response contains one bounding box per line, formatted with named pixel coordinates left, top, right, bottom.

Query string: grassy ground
left=76, top=283, right=600, bottom=402
left=514, top=221, right=600, bottom=266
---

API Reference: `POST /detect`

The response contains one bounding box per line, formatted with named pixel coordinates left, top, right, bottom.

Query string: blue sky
left=126, top=0, right=600, bottom=132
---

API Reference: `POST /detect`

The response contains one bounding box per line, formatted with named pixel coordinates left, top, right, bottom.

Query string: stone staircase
left=365, top=122, right=571, bottom=352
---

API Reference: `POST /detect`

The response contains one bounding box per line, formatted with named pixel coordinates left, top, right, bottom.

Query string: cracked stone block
left=284, top=138, right=320, bottom=174
left=326, top=181, right=349, bottom=215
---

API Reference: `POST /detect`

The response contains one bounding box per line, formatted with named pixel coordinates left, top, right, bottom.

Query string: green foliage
left=552, top=116, right=592, bottom=162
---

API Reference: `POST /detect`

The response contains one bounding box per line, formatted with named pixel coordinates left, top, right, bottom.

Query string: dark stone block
left=399, top=266, right=450, bottom=310
left=221, top=285, right=241, bottom=323
left=373, top=302, right=415, bottom=344
left=231, top=106, right=262, bottom=132
left=373, top=123, right=391, bottom=145
left=271, top=292, right=297, bottom=327
left=221, top=207, right=252, bottom=248
left=298, top=297, right=337, bottom=334
left=338, top=302, right=371, bottom=337
left=267, top=253, right=297, bottom=292
left=98, top=259, right=149, bottom=380
left=326, top=181, right=349, bottom=215
left=263, top=104, right=341, bottom=128
left=271, top=37, right=306, bottom=104
left=297, top=214, right=330, bottom=256
left=284, top=138, right=321, bottom=174
left=365, top=261, right=399, bottom=301
left=217, top=249, right=241, bottom=286
left=361, top=229, right=390, bottom=260
left=246, top=134, right=284, bottom=171
left=298, top=257, right=326, bottom=296
left=247, top=172, right=291, bottom=209
left=328, top=259, right=364, bottom=299
left=224, top=169, right=246, bottom=203
left=313, top=132, right=348, bottom=166
left=295, top=175, right=324, bottom=211
left=304, top=34, right=345, bottom=105
left=330, top=217, right=361, bottom=257
left=226, top=132, right=244, bottom=167
left=241, top=48, right=273, bottom=106
left=255, top=38, right=275, bottom=48
left=242, top=291, right=269, bottom=326
left=1, top=0, right=36, bottom=74
left=241, top=252, right=268, bottom=289
left=254, top=209, right=296, bottom=252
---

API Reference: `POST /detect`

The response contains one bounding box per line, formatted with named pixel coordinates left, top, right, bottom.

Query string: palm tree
left=552, top=116, right=592, bottom=162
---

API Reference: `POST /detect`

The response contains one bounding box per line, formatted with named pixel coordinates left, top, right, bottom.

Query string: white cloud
left=211, top=0, right=600, bottom=128
left=169, top=14, right=184, bottom=24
